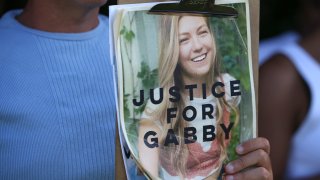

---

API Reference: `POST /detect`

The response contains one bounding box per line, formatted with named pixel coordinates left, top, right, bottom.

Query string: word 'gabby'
left=143, top=123, right=234, bottom=148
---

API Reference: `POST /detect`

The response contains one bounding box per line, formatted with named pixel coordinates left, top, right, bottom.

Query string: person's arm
left=224, top=137, right=272, bottom=180
left=116, top=118, right=127, bottom=180
left=116, top=128, right=127, bottom=180
left=258, top=55, right=309, bottom=179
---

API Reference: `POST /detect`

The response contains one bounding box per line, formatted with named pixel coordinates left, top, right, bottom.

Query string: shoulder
left=0, top=11, right=14, bottom=37
left=259, top=54, right=310, bottom=125
left=259, top=54, right=301, bottom=105
left=0, top=10, right=27, bottom=45
left=260, top=54, right=303, bottom=90
left=0, top=10, right=22, bottom=29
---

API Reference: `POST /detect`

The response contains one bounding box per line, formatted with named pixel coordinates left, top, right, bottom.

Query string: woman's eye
left=179, top=38, right=189, bottom=44
left=199, top=31, right=208, bottom=36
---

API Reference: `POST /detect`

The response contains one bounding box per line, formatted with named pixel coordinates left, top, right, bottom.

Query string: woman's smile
left=191, top=53, right=207, bottom=62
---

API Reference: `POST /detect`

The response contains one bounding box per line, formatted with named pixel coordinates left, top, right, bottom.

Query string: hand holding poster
left=109, top=1, right=256, bottom=179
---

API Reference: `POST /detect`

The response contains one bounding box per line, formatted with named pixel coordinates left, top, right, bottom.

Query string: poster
left=109, top=1, right=256, bottom=179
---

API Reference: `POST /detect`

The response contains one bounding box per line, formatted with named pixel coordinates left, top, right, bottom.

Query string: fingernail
left=226, top=175, right=234, bottom=180
left=225, top=164, right=234, bottom=173
left=236, top=145, right=244, bottom=153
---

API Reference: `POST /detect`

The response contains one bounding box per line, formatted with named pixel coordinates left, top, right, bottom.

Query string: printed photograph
left=112, top=1, right=255, bottom=179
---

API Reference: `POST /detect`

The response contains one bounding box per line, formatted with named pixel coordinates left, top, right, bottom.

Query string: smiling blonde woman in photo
left=138, top=15, right=241, bottom=179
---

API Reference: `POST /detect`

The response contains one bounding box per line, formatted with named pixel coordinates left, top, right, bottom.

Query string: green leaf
left=124, top=30, right=136, bottom=43
left=120, top=26, right=127, bottom=35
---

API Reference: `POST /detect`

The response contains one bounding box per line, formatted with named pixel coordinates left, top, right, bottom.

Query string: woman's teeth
left=192, top=54, right=206, bottom=62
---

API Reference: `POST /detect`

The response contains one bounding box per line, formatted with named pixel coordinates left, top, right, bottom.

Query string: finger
left=236, top=137, right=270, bottom=155
left=225, top=149, right=271, bottom=174
left=225, top=167, right=271, bottom=180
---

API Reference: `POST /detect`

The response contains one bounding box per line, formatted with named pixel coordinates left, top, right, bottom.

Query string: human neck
left=16, top=0, right=100, bottom=33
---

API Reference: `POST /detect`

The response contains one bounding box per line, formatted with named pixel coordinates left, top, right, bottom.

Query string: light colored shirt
left=0, top=10, right=116, bottom=179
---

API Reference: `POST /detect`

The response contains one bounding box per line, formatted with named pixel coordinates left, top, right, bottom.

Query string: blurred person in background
left=259, top=0, right=320, bottom=179
left=0, top=0, right=118, bottom=179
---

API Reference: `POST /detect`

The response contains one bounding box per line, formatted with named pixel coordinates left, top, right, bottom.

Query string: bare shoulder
left=259, top=53, right=310, bottom=130
left=260, top=54, right=302, bottom=88
left=259, top=52, right=311, bottom=179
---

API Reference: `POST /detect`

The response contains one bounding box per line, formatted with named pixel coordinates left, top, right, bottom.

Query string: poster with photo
left=110, top=1, right=256, bottom=179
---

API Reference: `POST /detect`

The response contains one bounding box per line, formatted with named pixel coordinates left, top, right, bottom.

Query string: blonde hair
left=149, top=15, right=239, bottom=178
